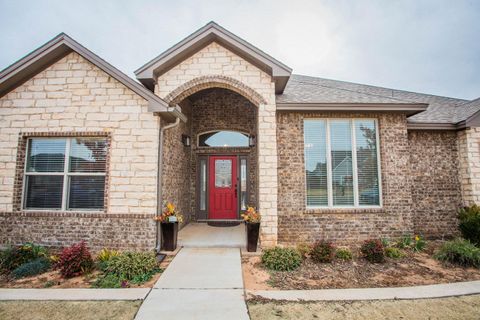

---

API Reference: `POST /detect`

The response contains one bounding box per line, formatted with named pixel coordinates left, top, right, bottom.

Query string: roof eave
left=406, top=122, right=458, bottom=130
left=276, top=103, right=428, bottom=116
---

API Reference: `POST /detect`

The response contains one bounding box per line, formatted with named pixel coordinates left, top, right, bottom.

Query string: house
left=1, top=22, right=479, bottom=251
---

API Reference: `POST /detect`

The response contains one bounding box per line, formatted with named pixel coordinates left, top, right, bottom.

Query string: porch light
left=249, top=135, right=256, bottom=147
left=182, top=134, right=191, bottom=147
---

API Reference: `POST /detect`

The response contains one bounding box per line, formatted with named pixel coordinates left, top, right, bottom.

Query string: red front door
left=209, top=156, right=237, bottom=219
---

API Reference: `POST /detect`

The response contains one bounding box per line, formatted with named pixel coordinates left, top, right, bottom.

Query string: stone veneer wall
left=188, top=88, right=257, bottom=217
left=154, top=42, right=278, bottom=246
left=0, top=52, right=158, bottom=250
left=409, top=130, right=462, bottom=238
left=276, top=111, right=414, bottom=245
left=457, top=127, right=480, bottom=205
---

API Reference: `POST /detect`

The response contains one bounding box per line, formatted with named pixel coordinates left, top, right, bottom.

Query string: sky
left=0, top=0, right=479, bottom=100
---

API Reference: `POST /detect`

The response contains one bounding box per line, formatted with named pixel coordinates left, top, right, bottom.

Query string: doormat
left=207, top=221, right=242, bottom=227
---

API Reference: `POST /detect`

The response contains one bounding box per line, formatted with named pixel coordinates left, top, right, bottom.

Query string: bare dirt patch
left=242, top=242, right=480, bottom=290
left=0, top=300, right=141, bottom=320
left=247, top=295, right=480, bottom=320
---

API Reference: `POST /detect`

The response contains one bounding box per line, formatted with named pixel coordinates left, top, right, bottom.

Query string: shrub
left=96, top=248, right=120, bottom=263
left=296, top=243, right=311, bottom=260
left=434, top=238, right=480, bottom=268
left=12, top=257, right=50, bottom=279
left=92, top=273, right=128, bottom=288
left=361, top=239, right=385, bottom=263
left=310, top=241, right=335, bottom=263
left=261, top=247, right=302, bottom=271
left=413, top=235, right=427, bottom=252
left=0, top=243, right=47, bottom=273
left=385, top=247, right=405, bottom=259
left=106, top=252, right=158, bottom=280
left=335, top=248, right=353, bottom=261
left=57, top=241, right=94, bottom=278
left=458, top=205, right=480, bottom=246
left=396, top=235, right=412, bottom=249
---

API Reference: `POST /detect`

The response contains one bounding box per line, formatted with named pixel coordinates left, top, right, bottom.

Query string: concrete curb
left=247, top=280, right=480, bottom=301
left=0, top=288, right=151, bottom=301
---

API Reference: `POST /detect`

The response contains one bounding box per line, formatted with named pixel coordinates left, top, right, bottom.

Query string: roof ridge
left=291, top=78, right=420, bottom=104
left=292, top=73, right=468, bottom=103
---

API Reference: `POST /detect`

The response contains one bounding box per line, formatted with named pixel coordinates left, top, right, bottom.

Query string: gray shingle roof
left=455, top=97, right=480, bottom=123
left=277, top=74, right=470, bottom=124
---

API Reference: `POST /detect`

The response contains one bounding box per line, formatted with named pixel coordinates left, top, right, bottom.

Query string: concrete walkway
left=135, top=248, right=249, bottom=320
left=248, top=280, right=480, bottom=301
left=0, top=288, right=149, bottom=300
left=178, top=223, right=245, bottom=248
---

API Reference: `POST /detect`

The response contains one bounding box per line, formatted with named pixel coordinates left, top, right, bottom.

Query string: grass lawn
left=248, top=295, right=480, bottom=320
left=0, top=300, right=142, bottom=320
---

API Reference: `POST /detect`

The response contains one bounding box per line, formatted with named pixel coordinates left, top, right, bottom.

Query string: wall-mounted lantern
left=249, top=135, right=256, bottom=147
left=182, top=134, right=191, bottom=147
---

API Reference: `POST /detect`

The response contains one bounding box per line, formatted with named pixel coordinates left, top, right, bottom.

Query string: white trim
left=304, top=118, right=383, bottom=210
left=22, top=137, right=107, bottom=211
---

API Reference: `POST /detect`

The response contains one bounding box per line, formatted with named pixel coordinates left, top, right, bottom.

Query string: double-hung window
left=23, top=137, right=107, bottom=210
left=304, top=119, right=381, bottom=208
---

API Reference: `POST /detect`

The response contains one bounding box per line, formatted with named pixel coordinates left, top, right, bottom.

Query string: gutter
left=155, top=116, right=181, bottom=253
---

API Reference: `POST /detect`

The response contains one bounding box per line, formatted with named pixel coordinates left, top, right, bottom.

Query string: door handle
left=234, top=184, right=237, bottom=197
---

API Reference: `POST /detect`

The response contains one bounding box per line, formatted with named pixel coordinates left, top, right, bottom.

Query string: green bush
left=106, top=252, right=158, bottom=280
left=0, top=243, right=48, bottom=273
left=361, top=239, right=385, bottom=263
left=396, top=235, right=412, bottom=249
left=261, top=247, right=302, bottom=271
left=413, top=235, right=427, bottom=252
left=458, top=205, right=480, bottom=246
left=385, top=247, right=405, bottom=259
left=296, top=243, right=311, bottom=260
left=335, top=248, right=353, bottom=261
left=434, top=238, right=480, bottom=268
left=310, top=241, right=335, bottom=263
left=12, top=257, right=51, bottom=279
left=92, top=273, right=127, bottom=288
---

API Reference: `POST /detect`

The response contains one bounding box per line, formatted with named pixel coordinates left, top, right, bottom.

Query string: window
left=24, top=137, right=107, bottom=210
left=304, top=119, right=381, bottom=208
left=198, top=131, right=249, bottom=147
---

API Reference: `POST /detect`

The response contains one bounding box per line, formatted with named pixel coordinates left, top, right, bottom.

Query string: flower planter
left=161, top=222, right=178, bottom=251
left=246, top=222, right=260, bottom=252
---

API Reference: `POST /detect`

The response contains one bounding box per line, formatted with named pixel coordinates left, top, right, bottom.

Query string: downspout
left=156, top=116, right=180, bottom=253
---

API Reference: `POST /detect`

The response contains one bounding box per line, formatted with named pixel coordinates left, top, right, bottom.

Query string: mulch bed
left=243, top=241, right=480, bottom=290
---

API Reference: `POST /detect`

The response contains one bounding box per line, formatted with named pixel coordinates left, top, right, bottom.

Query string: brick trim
left=164, top=75, right=268, bottom=106
left=305, top=208, right=386, bottom=215
left=0, top=211, right=152, bottom=219
left=13, top=131, right=112, bottom=213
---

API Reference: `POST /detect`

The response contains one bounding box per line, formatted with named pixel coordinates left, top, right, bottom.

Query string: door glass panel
left=200, top=159, right=207, bottom=210
left=199, top=131, right=249, bottom=147
left=240, top=159, right=247, bottom=210
left=215, top=160, right=232, bottom=188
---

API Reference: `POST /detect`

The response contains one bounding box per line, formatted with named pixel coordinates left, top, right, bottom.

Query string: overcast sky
left=0, top=0, right=479, bottom=100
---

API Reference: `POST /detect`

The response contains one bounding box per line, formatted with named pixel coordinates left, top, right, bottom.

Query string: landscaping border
left=247, top=280, right=480, bottom=301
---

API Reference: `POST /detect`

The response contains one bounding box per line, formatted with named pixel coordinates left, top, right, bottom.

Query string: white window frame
left=22, top=137, right=106, bottom=211
left=304, top=118, right=383, bottom=209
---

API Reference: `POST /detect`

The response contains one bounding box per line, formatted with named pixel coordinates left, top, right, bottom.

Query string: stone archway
left=164, top=75, right=267, bottom=107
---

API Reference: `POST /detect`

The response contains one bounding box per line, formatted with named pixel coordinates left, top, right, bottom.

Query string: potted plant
left=154, top=202, right=184, bottom=251
left=241, top=206, right=261, bottom=252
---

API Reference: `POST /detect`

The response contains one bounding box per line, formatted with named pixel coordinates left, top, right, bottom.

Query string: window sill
left=305, top=207, right=385, bottom=215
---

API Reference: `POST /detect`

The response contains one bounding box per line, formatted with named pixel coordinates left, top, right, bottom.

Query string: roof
left=0, top=33, right=185, bottom=122
left=135, top=21, right=292, bottom=94
left=277, top=74, right=474, bottom=128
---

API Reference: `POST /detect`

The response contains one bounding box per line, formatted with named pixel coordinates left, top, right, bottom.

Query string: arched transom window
left=198, top=130, right=250, bottom=147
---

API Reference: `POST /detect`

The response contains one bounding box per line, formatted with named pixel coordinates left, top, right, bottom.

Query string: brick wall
left=155, top=42, right=278, bottom=246
left=188, top=88, right=257, bottom=216
left=276, top=111, right=414, bottom=245
left=409, top=130, right=462, bottom=238
left=0, top=52, right=158, bottom=249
